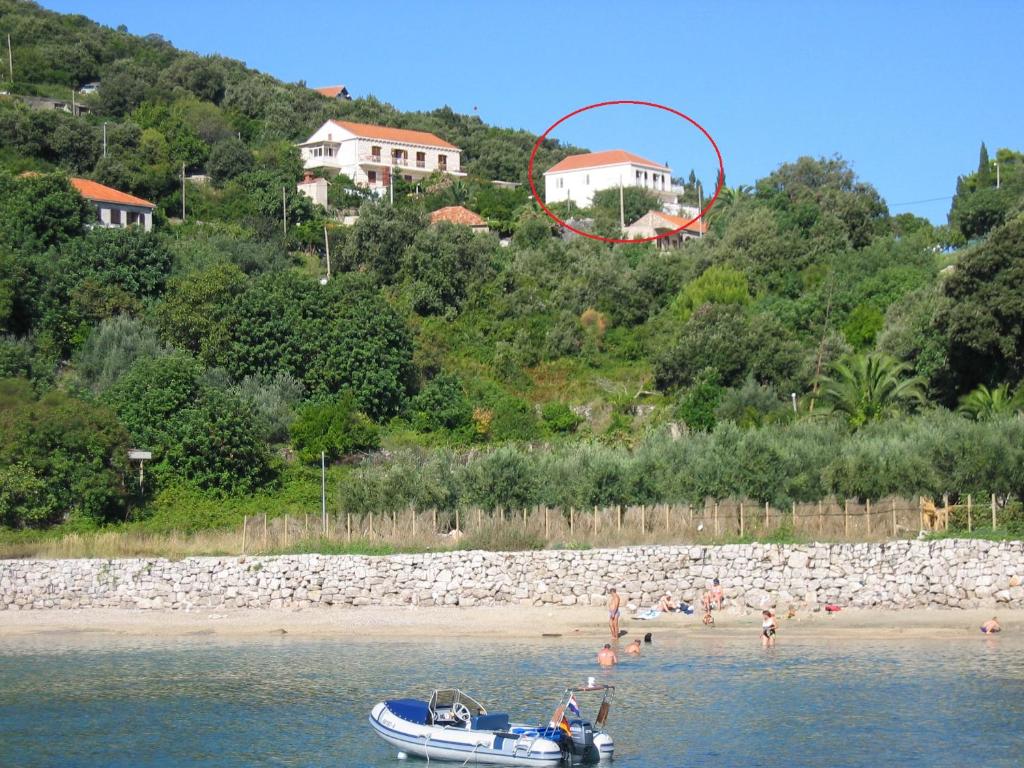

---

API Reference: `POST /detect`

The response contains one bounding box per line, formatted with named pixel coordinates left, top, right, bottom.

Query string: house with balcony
left=297, top=120, right=462, bottom=194
left=543, top=150, right=682, bottom=210
left=623, top=209, right=706, bottom=248
left=70, top=177, right=154, bottom=231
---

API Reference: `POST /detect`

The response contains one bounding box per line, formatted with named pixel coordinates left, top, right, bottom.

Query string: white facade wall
left=544, top=161, right=672, bottom=208
left=296, top=177, right=329, bottom=207
left=95, top=203, right=153, bottom=232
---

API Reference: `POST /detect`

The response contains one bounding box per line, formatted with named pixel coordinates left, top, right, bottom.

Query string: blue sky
left=42, top=0, right=1024, bottom=223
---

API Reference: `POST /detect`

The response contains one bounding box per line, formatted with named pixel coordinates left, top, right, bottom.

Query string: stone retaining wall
left=2, top=540, right=1023, bottom=611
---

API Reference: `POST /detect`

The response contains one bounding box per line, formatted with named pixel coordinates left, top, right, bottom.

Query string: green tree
left=957, top=384, right=1023, bottom=421
left=941, top=217, right=1024, bottom=394
left=815, top=352, right=927, bottom=427
left=289, top=392, right=379, bottom=463
left=410, top=373, right=474, bottom=435
left=401, top=222, right=495, bottom=315
left=0, top=172, right=93, bottom=253
left=207, top=137, right=254, bottom=185
left=0, top=377, right=131, bottom=527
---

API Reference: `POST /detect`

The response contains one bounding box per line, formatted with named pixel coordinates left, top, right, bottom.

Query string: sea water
left=1, top=630, right=1022, bottom=767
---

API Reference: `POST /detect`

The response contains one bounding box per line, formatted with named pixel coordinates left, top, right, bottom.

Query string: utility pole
left=323, top=224, right=331, bottom=280
left=7, top=34, right=12, bottom=83
left=181, top=163, right=186, bottom=221
left=321, top=451, right=327, bottom=535
left=282, top=187, right=287, bottom=237
left=102, top=123, right=107, bottom=157
left=993, top=160, right=1001, bottom=189
left=388, top=169, right=393, bottom=205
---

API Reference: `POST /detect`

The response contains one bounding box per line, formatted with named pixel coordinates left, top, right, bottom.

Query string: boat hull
left=370, top=703, right=566, bottom=766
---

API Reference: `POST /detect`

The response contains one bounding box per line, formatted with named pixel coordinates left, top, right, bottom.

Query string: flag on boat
left=567, top=694, right=581, bottom=717
left=558, top=716, right=571, bottom=736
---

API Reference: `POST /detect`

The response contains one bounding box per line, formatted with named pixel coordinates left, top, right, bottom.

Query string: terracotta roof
left=314, top=85, right=348, bottom=98
left=70, top=177, right=154, bottom=208
left=545, top=150, right=670, bottom=175
left=430, top=205, right=486, bottom=227
left=647, top=210, right=706, bottom=234
left=331, top=120, right=459, bottom=150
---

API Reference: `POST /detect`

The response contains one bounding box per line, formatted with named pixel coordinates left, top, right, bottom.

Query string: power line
left=889, top=195, right=953, bottom=208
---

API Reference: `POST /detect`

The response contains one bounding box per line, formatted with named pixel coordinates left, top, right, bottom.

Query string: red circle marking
left=527, top=101, right=724, bottom=244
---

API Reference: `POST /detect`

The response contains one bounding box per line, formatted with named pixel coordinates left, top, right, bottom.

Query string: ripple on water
left=1, top=633, right=1023, bottom=767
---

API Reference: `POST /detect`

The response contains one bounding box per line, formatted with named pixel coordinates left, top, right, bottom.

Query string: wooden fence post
left=241, top=515, right=247, bottom=554
left=263, top=514, right=268, bottom=549
left=594, top=506, right=599, bottom=535
left=967, top=494, right=973, bottom=533
left=304, top=513, right=309, bottom=539
left=891, top=498, right=897, bottom=537
left=765, top=501, right=770, bottom=533
left=843, top=500, right=849, bottom=538
left=992, top=493, right=997, bottom=529
left=369, top=512, right=374, bottom=538
left=791, top=502, right=796, bottom=532
left=641, top=504, right=646, bottom=534
left=347, top=513, right=351, bottom=543
left=942, top=494, right=949, bottom=532
left=818, top=501, right=823, bottom=537
left=412, top=507, right=417, bottom=537
left=865, top=500, right=871, bottom=537
left=617, top=505, right=621, bottom=533
left=456, top=507, right=460, bottom=532
left=570, top=507, right=574, bottom=535
left=739, top=502, right=744, bottom=537
left=284, top=514, right=289, bottom=547
left=432, top=508, right=437, bottom=534
left=545, top=507, right=549, bottom=540
left=478, top=508, right=482, bottom=528
left=714, top=502, right=719, bottom=538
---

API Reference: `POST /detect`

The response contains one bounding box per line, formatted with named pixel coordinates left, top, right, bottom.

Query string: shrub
left=289, top=392, right=379, bottom=463
left=541, top=401, right=581, bottom=434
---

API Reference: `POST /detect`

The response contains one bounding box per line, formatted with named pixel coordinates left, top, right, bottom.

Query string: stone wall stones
left=2, top=540, right=1023, bottom=612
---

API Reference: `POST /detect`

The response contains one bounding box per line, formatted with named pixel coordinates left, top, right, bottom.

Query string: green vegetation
left=1, top=1, right=1023, bottom=546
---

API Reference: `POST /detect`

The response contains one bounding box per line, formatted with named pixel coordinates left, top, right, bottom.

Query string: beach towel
left=634, top=609, right=661, bottom=620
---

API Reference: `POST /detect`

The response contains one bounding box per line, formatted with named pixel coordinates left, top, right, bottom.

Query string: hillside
left=2, top=1, right=1024, bottom=539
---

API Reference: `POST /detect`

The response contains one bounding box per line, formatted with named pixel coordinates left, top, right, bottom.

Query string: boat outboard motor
left=567, top=720, right=599, bottom=763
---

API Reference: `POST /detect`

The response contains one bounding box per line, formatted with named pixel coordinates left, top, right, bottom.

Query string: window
left=109, top=208, right=122, bottom=225
left=586, top=174, right=590, bottom=184
left=416, top=151, right=426, bottom=168
left=367, top=170, right=377, bottom=184
left=557, top=178, right=564, bottom=189
left=128, top=211, right=140, bottom=226
left=404, top=175, right=412, bottom=181
left=325, top=147, right=333, bottom=157
left=371, top=145, right=382, bottom=161
left=438, top=154, right=447, bottom=170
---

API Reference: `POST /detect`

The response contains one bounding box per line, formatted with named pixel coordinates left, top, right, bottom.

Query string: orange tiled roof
left=314, top=85, right=348, bottom=98
left=649, top=210, right=706, bottom=234
left=545, top=150, right=670, bottom=175
left=331, top=120, right=459, bottom=150
left=430, top=205, right=486, bottom=227
left=70, top=177, right=154, bottom=208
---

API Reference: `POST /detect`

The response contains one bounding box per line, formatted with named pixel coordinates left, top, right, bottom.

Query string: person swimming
left=981, top=617, right=1001, bottom=634
left=624, top=638, right=641, bottom=655
left=597, top=643, right=618, bottom=666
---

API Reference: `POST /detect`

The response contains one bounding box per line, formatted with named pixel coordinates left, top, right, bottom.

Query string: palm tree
left=957, top=383, right=1023, bottom=421
left=447, top=180, right=470, bottom=206
left=816, top=352, right=927, bottom=427
left=708, top=184, right=753, bottom=219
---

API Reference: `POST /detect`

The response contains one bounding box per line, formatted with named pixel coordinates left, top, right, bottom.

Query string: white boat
left=369, top=685, right=615, bottom=765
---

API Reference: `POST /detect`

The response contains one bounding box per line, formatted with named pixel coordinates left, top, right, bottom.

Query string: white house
left=297, top=120, right=463, bottom=193
left=543, top=149, right=681, bottom=209
left=623, top=209, right=705, bottom=248
left=296, top=172, right=330, bottom=207
left=70, top=177, right=154, bottom=232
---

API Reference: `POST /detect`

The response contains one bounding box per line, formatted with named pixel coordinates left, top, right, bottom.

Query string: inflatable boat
left=369, top=685, right=614, bottom=765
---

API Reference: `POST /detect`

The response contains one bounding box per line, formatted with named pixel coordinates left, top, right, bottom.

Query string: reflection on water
left=1, top=631, right=1022, bottom=767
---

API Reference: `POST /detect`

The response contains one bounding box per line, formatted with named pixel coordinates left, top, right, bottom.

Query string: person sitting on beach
left=702, top=578, right=724, bottom=612
left=597, top=643, right=618, bottom=666
left=981, top=617, right=1001, bottom=634
left=624, top=638, right=641, bottom=655
left=761, top=609, right=777, bottom=648
left=657, top=592, right=677, bottom=613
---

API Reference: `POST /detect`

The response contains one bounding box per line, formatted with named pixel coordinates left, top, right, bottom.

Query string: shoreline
left=1, top=605, right=1018, bottom=641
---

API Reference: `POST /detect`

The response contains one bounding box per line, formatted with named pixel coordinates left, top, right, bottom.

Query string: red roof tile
left=331, top=120, right=459, bottom=150
left=648, top=210, right=706, bottom=233
left=430, top=205, right=486, bottom=227
left=545, top=150, right=670, bottom=175
left=314, top=85, right=348, bottom=98
left=70, top=177, right=154, bottom=208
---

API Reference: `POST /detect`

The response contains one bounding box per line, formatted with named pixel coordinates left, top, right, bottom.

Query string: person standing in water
left=761, top=609, right=777, bottom=648
left=597, top=644, right=618, bottom=666
left=981, top=617, right=1001, bottom=634
left=607, top=587, right=621, bottom=640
